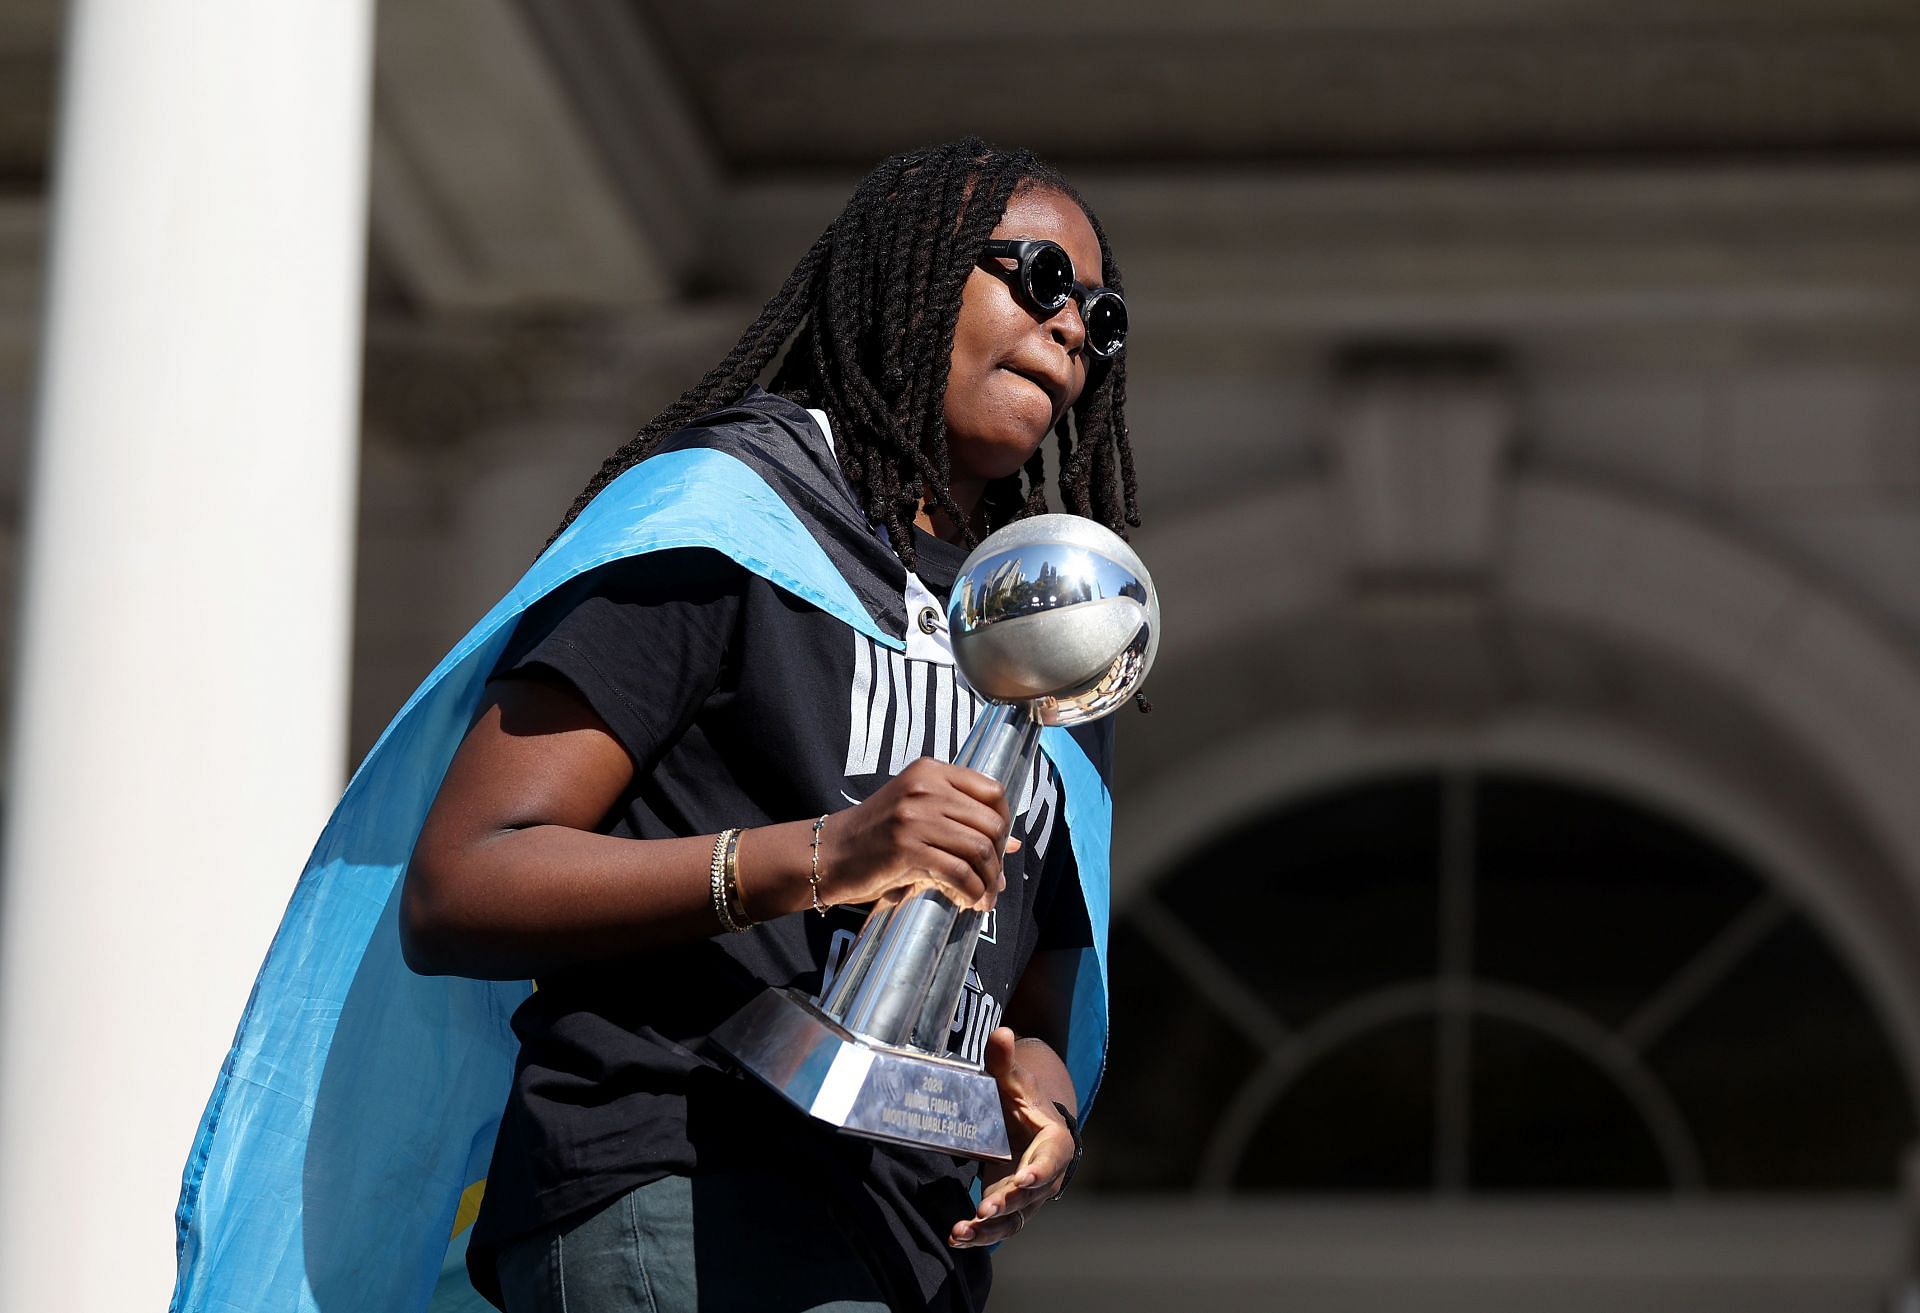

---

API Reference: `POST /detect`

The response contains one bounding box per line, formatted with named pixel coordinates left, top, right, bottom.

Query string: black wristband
left=1050, top=1101, right=1083, bottom=1200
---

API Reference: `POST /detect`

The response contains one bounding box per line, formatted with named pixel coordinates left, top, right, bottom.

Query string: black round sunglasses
left=980, top=238, right=1128, bottom=359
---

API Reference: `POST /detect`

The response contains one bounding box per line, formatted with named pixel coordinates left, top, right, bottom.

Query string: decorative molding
left=993, top=1198, right=1899, bottom=1312
left=1331, top=342, right=1515, bottom=583
left=717, top=164, right=1920, bottom=346
left=659, top=18, right=1920, bottom=165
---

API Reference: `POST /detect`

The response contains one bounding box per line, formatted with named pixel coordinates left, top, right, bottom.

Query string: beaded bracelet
left=808, top=814, right=830, bottom=916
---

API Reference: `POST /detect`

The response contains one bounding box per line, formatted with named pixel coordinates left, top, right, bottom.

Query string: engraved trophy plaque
left=713, top=514, right=1158, bottom=1159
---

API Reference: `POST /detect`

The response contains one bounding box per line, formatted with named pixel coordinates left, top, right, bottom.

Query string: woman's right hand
left=815, top=757, right=1015, bottom=911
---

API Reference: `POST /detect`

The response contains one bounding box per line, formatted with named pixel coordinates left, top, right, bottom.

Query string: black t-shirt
left=466, top=447, right=1097, bottom=1311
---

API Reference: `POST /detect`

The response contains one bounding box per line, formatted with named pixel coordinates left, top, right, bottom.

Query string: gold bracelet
left=710, top=829, right=748, bottom=933
left=809, top=813, right=830, bottom=916
left=723, top=827, right=752, bottom=929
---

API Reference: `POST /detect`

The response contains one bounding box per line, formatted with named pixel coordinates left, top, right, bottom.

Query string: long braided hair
left=551, top=139, right=1138, bottom=569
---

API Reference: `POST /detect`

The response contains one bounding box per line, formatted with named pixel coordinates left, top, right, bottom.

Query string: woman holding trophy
left=173, top=139, right=1147, bottom=1313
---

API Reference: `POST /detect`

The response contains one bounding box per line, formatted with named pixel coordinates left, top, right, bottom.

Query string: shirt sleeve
left=492, top=548, right=747, bottom=770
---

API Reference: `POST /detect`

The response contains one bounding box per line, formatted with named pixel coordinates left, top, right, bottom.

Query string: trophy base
left=712, top=988, right=1012, bottom=1161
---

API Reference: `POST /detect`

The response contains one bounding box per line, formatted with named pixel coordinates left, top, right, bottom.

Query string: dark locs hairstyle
left=551, top=138, right=1138, bottom=570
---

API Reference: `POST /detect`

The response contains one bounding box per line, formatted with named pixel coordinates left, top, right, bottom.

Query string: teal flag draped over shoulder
left=171, top=443, right=1113, bottom=1313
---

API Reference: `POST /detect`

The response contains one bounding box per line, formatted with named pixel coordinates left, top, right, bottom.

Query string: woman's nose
left=1047, top=296, right=1087, bottom=354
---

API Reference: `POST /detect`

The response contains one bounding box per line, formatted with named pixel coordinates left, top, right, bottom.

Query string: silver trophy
left=713, top=514, right=1159, bottom=1159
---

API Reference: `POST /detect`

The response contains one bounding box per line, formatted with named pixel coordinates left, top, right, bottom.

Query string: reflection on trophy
left=713, top=514, right=1159, bottom=1159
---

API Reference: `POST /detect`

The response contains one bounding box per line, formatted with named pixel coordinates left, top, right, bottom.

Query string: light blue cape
left=170, top=448, right=1113, bottom=1313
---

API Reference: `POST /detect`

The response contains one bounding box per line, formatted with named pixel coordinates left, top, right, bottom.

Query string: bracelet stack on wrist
left=710, top=828, right=751, bottom=933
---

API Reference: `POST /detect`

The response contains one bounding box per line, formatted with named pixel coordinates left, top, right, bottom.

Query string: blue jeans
left=496, top=1170, right=894, bottom=1313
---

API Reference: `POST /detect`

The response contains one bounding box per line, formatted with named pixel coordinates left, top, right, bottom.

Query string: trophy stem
left=954, top=701, right=1043, bottom=798
left=813, top=701, right=1041, bottom=1056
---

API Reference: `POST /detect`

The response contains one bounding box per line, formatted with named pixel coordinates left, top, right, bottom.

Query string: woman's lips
left=1000, top=363, right=1064, bottom=414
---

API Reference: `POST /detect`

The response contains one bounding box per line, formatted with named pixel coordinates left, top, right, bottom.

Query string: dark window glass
left=1156, top=776, right=1440, bottom=1028
left=1234, top=1018, right=1436, bottom=1190
left=1092, top=772, right=1913, bottom=1195
left=1080, top=920, right=1262, bottom=1190
left=1468, top=1017, right=1668, bottom=1190
left=1649, top=919, right=1910, bottom=1189
left=1474, top=777, right=1755, bottom=1029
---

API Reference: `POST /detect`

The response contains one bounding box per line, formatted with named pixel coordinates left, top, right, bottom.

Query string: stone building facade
left=5, top=2, right=1920, bottom=1308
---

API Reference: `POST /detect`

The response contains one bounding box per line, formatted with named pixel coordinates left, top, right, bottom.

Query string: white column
left=0, top=4, right=373, bottom=1310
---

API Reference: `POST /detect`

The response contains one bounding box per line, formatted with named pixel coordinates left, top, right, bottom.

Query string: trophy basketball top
left=946, top=513, right=1160, bottom=727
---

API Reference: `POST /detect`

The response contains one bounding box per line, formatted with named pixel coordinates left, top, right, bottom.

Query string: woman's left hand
left=948, top=1028, right=1077, bottom=1248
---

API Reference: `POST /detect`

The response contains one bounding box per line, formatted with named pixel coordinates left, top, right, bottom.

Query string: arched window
left=1085, top=772, right=1914, bottom=1194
